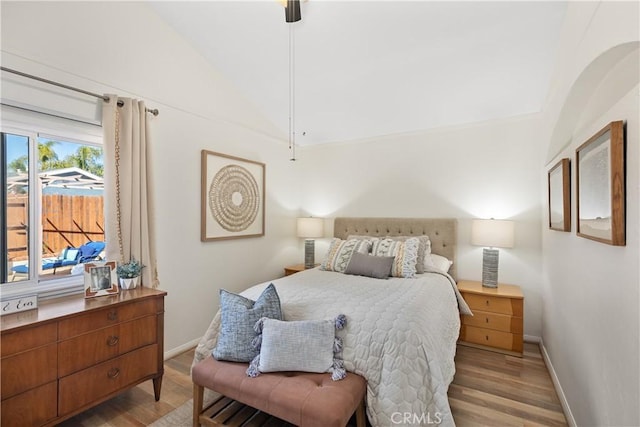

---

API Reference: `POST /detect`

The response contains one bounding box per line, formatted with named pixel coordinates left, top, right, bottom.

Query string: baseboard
left=539, top=339, right=577, bottom=427
left=524, top=334, right=541, bottom=343
left=164, top=337, right=200, bottom=361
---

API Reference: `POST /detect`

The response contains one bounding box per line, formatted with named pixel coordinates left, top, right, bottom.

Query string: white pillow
left=247, top=316, right=348, bottom=381
left=257, top=318, right=334, bottom=373
left=424, top=253, right=453, bottom=274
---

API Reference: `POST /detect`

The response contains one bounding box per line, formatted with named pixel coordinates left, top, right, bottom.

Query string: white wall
left=540, top=2, right=640, bottom=426
left=298, top=114, right=545, bottom=338
left=1, top=2, right=301, bottom=355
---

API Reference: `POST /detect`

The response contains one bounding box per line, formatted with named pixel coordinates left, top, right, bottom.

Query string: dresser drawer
left=1, top=343, right=58, bottom=399
left=461, top=310, right=523, bottom=334
left=58, top=298, right=158, bottom=339
left=1, top=381, right=57, bottom=426
left=1, top=323, right=57, bottom=357
left=58, top=315, right=157, bottom=376
left=58, top=344, right=158, bottom=416
left=460, top=325, right=523, bottom=353
left=462, top=293, right=523, bottom=316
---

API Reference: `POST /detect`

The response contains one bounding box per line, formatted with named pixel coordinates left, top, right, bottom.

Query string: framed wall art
left=576, top=120, right=625, bottom=246
left=201, top=150, right=265, bottom=241
left=84, top=261, right=119, bottom=298
left=548, top=158, right=571, bottom=232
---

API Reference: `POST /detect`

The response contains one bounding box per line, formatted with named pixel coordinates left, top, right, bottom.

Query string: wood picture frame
left=576, top=120, right=625, bottom=246
left=548, top=158, right=571, bottom=231
left=201, top=150, right=265, bottom=241
left=84, top=261, right=119, bottom=298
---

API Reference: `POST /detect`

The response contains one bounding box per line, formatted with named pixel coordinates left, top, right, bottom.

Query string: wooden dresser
left=457, top=280, right=523, bottom=356
left=0, top=287, right=166, bottom=426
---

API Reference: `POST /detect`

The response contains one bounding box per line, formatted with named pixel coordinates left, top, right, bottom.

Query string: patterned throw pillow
left=320, top=238, right=372, bottom=273
left=372, top=237, right=420, bottom=278
left=247, top=315, right=348, bottom=381
left=212, top=283, right=282, bottom=362
left=384, top=235, right=431, bottom=274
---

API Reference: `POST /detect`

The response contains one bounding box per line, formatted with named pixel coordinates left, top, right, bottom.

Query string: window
left=1, top=117, right=104, bottom=299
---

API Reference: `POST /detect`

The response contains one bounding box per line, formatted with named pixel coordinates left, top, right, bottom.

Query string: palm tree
left=70, top=146, right=103, bottom=176
left=38, top=141, right=59, bottom=171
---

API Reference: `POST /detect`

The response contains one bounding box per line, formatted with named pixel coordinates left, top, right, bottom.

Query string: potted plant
left=116, top=258, right=144, bottom=290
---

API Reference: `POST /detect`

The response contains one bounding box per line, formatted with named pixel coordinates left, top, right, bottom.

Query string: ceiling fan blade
left=285, top=0, right=301, bottom=22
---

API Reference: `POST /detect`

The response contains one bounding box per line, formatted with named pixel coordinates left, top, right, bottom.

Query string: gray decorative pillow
left=345, top=252, right=394, bottom=279
left=247, top=315, right=348, bottom=381
left=212, top=283, right=283, bottom=362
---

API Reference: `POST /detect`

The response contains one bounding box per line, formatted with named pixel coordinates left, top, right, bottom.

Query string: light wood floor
left=59, top=342, right=567, bottom=426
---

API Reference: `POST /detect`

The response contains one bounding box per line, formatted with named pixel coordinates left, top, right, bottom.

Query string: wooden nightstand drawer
left=457, top=280, right=524, bottom=356
left=460, top=325, right=523, bottom=353
left=461, top=310, right=523, bottom=334
left=463, top=293, right=523, bottom=316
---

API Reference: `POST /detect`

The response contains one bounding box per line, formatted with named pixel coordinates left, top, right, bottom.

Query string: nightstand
left=457, top=280, right=524, bottom=356
left=284, top=264, right=318, bottom=276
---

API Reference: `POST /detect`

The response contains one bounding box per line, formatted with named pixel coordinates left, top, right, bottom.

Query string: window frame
left=1, top=113, right=103, bottom=301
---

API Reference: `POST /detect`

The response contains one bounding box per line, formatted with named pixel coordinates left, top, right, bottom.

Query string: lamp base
left=304, top=239, right=315, bottom=269
left=481, top=248, right=499, bottom=288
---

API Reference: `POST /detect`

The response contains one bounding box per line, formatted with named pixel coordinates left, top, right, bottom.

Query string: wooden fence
left=7, top=194, right=104, bottom=261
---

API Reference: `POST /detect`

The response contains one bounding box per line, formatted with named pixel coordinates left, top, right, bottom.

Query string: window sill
left=1, top=275, right=85, bottom=302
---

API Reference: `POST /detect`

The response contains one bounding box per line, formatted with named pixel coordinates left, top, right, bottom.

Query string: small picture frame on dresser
left=84, top=261, right=119, bottom=298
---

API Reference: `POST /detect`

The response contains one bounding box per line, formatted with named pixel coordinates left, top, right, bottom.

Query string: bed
left=193, top=217, right=470, bottom=427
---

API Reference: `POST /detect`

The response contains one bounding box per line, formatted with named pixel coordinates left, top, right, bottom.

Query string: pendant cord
left=288, top=24, right=296, bottom=161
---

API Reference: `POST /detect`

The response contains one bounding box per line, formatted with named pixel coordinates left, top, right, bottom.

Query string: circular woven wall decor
left=209, top=165, right=260, bottom=232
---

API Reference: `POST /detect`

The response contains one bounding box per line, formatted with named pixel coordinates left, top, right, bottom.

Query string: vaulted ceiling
left=150, top=1, right=567, bottom=146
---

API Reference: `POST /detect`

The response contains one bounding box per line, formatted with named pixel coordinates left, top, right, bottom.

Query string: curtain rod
left=1, top=66, right=159, bottom=116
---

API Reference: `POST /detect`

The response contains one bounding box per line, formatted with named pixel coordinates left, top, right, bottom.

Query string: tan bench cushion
left=192, top=356, right=366, bottom=427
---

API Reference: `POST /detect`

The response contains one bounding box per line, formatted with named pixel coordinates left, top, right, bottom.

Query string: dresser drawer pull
left=107, top=336, right=119, bottom=346
left=485, top=317, right=489, bottom=323
left=107, top=310, right=118, bottom=321
left=107, top=368, right=120, bottom=379
left=485, top=300, right=490, bottom=306
left=485, top=335, right=489, bottom=341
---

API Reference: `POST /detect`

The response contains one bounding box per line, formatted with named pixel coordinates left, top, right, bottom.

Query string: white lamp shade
left=297, top=217, right=324, bottom=238
left=471, top=219, right=514, bottom=248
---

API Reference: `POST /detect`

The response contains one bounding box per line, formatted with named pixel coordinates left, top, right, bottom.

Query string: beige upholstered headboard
left=333, top=217, right=457, bottom=280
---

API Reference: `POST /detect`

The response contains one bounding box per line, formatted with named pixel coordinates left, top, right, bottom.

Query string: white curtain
left=102, top=96, right=159, bottom=288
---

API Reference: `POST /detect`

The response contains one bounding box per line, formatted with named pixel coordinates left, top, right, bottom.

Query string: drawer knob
left=485, top=335, right=489, bottom=341
left=485, top=317, right=489, bottom=323
left=485, top=300, right=490, bottom=306
left=107, top=336, right=119, bottom=346
left=107, top=310, right=118, bottom=321
left=107, top=368, right=120, bottom=379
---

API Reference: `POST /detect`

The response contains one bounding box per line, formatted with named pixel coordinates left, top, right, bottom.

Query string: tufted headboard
left=333, top=217, right=457, bottom=280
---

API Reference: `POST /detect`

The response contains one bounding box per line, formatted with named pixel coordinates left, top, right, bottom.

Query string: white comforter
left=193, top=268, right=471, bottom=427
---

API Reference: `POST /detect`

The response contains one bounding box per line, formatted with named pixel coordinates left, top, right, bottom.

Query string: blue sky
left=6, top=134, right=95, bottom=164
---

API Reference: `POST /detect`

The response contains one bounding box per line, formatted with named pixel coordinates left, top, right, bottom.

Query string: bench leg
left=193, top=383, right=204, bottom=427
left=355, top=398, right=366, bottom=427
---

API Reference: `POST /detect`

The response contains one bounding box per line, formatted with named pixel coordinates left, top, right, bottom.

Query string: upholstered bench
left=192, top=356, right=367, bottom=427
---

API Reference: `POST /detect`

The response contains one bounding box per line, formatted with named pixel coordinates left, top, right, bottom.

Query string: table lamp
left=471, top=219, right=514, bottom=288
left=297, top=217, right=324, bottom=269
